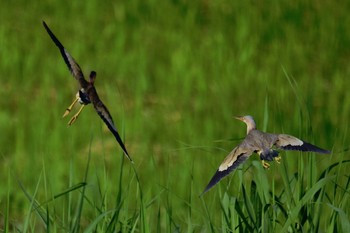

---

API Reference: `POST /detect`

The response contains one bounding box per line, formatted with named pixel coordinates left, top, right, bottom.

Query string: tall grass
left=1, top=0, right=349, bottom=232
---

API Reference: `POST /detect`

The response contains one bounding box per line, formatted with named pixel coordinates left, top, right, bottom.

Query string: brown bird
left=202, top=115, right=330, bottom=194
left=43, top=21, right=132, bottom=162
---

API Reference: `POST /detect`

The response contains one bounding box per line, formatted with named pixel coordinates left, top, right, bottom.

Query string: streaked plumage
left=43, top=21, right=132, bottom=162
left=202, top=115, right=330, bottom=194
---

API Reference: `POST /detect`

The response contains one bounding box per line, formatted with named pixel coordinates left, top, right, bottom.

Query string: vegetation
left=1, top=0, right=349, bottom=232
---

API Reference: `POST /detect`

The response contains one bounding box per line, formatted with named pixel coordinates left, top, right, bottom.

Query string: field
left=1, top=1, right=349, bottom=232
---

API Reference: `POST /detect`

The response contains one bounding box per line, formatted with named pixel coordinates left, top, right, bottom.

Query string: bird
left=202, top=115, right=330, bottom=195
left=42, top=21, right=132, bottom=162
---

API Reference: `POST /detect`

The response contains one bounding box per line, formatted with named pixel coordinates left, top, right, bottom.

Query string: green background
left=1, top=0, right=349, bottom=232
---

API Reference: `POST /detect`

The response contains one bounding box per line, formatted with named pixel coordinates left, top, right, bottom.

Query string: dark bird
left=202, top=115, right=330, bottom=195
left=43, top=21, right=132, bottom=162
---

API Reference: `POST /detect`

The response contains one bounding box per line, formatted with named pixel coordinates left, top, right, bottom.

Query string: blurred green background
left=1, top=0, right=349, bottom=232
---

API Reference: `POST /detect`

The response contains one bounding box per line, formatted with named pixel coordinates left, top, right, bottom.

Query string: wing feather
left=201, top=146, right=253, bottom=195
left=93, top=99, right=133, bottom=162
left=43, top=21, right=88, bottom=88
left=275, top=134, right=330, bottom=154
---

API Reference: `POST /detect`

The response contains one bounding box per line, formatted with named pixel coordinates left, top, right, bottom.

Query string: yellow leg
left=262, top=160, right=270, bottom=169
left=63, top=96, right=79, bottom=118
left=68, top=105, right=85, bottom=126
left=275, top=156, right=282, bottom=164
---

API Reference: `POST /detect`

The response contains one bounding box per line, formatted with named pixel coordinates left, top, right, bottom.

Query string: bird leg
left=67, top=105, right=85, bottom=126
left=261, top=160, right=270, bottom=169
left=274, top=156, right=282, bottom=164
left=63, top=95, right=79, bottom=118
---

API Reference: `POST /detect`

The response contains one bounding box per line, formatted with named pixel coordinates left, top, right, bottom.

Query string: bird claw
left=66, top=105, right=85, bottom=126
left=62, top=109, right=71, bottom=118
left=274, top=156, right=282, bottom=164
left=68, top=115, right=78, bottom=126
left=262, top=160, right=270, bottom=169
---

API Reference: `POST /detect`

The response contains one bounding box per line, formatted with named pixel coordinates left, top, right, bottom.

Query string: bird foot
left=66, top=105, right=85, bottom=126
left=62, top=96, right=79, bottom=118
left=262, top=160, right=270, bottom=169
left=68, top=115, right=78, bottom=126
left=62, top=109, right=71, bottom=118
left=274, top=156, right=282, bottom=164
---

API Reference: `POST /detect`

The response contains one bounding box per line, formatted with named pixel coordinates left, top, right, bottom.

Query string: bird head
left=89, top=71, right=97, bottom=84
left=234, top=115, right=256, bottom=134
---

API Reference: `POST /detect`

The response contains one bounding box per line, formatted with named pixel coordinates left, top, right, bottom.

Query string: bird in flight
left=43, top=21, right=132, bottom=162
left=202, top=115, right=330, bottom=194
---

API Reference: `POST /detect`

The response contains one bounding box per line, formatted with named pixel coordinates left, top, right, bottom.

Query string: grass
left=1, top=0, right=350, bottom=232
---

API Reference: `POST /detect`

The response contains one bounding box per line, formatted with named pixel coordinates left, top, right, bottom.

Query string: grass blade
left=280, top=176, right=334, bottom=232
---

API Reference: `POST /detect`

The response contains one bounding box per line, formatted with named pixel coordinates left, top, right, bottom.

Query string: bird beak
left=234, top=116, right=243, bottom=121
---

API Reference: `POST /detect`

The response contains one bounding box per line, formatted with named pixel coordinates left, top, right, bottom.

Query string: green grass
left=1, top=0, right=350, bottom=232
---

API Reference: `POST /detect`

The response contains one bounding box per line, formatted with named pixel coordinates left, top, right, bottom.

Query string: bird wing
left=201, top=145, right=253, bottom=195
left=93, top=99, right=133, bottom=162
left=274, top=134, right=330, bottom=154
left=43, top=21, right=88, bottom=89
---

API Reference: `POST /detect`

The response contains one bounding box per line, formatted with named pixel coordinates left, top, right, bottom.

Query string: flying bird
left=202, top=115, right=330, bottom=194
left=43, top=21, right=132, bottom=162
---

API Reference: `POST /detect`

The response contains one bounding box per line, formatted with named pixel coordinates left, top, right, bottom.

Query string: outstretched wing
left=275, top=134, right=330, bottom=154
left=201, top=146, right=253, bottom=195
left=93, top=98, right=133, bottom=162
left=43, top=21, right=88, bottom=89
